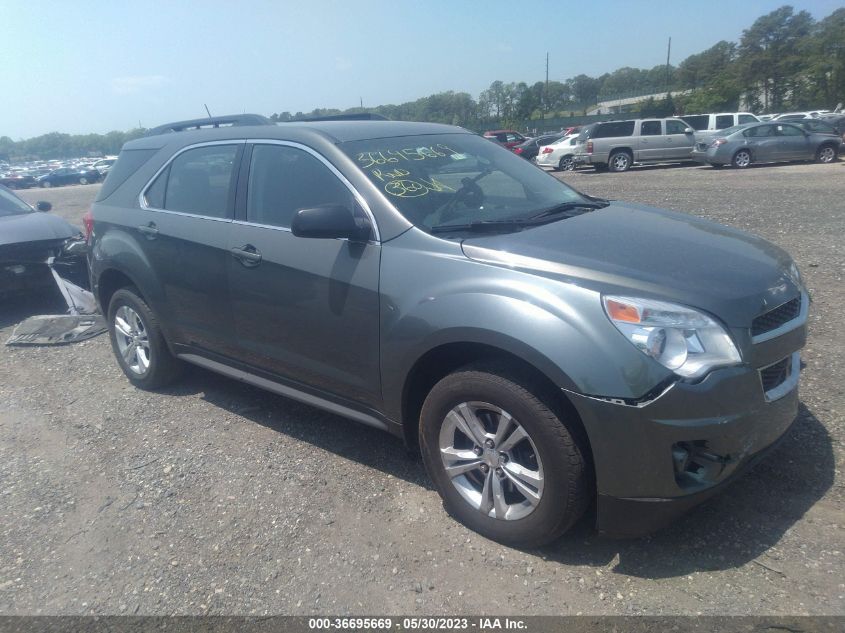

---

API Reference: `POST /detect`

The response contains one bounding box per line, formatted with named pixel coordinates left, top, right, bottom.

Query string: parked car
left=92, top=157, right=118, bottom=176
left=691, top=121, right=841, bottom=168
left=38, top=167, right=101, bottom=188
left=511, top=133, right=566, bottom=160
left=0, top=172, right=37, bottom=189
left=482, top=129, right=527, bottom=148
left=535, top=134, right=580, bottom=171
left=681, top=112, right=760, bottom=146
left=790, top=118, right=841, bottom=137
left=573, top=118, right=697, bottom=172
left=772, top=111, right=829, bottom=121
left=89, top=114, right=808, bottom=546
left=0, top=184, right=86, bottom=295
left=818, top=114, right=845, bottom=138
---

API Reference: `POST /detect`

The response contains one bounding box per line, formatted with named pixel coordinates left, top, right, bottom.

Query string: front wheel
left=816, top=145, right=837, bottom=164
left=41, top=180, right=52, bottom=188
left=107, top=287, right=184, bottom=390
left=419, top=366, right=590, bottom=547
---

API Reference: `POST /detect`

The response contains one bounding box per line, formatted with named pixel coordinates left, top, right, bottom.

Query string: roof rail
left=144, top=114, right=275, bottom=136
left=292, top=113, right=389, bottom=122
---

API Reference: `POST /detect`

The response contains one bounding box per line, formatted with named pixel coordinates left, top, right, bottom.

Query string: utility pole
left=360, top=96, right=363, bottom=109
left=665, top=37, right=672, bottom=94
left=545, top=52, right=549, bottom=117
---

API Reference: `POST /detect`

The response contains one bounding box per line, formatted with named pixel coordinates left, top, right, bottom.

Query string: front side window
left=744, top=125, right=775, bottom=138
left=641, top=121, right=661, bottom=136
left=665, top=120, right=687, bottom=135
left=246, top=144, right=353, bottom=228
left=715, top=115, right=734, bottom=129
left=341, top=133, right=590, bottom=233
left=144, top=144, right=239, bottom=218
left=776, top=124, right=803, bottom=137
left=683, top=115, right=710, bottom=130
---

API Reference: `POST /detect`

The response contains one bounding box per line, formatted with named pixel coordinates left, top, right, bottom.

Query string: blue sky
left=2, top=0, right=841, bottom=138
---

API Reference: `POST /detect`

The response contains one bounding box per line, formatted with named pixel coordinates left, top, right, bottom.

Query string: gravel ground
left=3, top=164, right=843, bottom=616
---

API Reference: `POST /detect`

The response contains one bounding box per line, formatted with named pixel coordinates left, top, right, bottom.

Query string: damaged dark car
left=0, top=184, right=88, bottom=296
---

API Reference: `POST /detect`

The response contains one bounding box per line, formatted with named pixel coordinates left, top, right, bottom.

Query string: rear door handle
left=137, top=222, right=158, bottom=239
left=230, top=244, right=262, bottom=267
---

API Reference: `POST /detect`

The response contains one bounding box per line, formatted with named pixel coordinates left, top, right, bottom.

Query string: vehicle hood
left=461, top=202, right=800, bottom=326
left=0, top=212, right=80, bottom=248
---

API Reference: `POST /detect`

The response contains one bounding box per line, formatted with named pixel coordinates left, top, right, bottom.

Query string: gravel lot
left=3, top=163, right=844, bottom=616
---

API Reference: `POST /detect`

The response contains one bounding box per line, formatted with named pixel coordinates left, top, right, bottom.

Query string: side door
left=227, top=142, right=382, bottom=409
left=637, top=120, right=663, bottom=161
left=663, top=119, right=695, bottom=160
left=742, top=124, right=778, bottom=162
left=774, top=124, right=813, bottom=160
left=138, top=142, right=242, bottom=356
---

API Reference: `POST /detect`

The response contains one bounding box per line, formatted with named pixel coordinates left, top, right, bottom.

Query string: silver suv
left=573, top=118, right=696, bottom=172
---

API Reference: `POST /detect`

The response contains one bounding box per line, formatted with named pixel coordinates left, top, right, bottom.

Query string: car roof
left=125, top=120, right=470, bottom=151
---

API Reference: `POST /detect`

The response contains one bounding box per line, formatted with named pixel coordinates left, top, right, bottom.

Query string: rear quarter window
left=593, top=121, right=635, bottom=138
left=95, top=149, right=157, bottom=202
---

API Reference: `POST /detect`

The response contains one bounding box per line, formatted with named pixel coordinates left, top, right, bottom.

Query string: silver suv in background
left=573, top=118, right=696, bottom=172
left=683, top=112, right=760, bottom=146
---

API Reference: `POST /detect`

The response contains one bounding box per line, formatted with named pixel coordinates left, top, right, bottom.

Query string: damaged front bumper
left=567, top=361, right=801, bottom=537
left=0, top=235, right=89, bottom=294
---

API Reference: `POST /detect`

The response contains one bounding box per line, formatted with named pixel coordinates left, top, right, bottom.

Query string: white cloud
left=111, top=75, right=169, bottom=95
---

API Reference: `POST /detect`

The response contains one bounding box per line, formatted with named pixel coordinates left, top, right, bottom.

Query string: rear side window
left=640, top=121, right=661, bottom=136
left=715, top=115, right=734, bottom=129
left=682, top=115, right=709, bottom=130
left=744, top=125, right=775, bottom=138
left=246, top=144, right=352, bottom=229
left=95, top=149, right=156, bottom=201
left=594, top=121, right=635, bottom=138
left=144, top=144, right=239, bottom=218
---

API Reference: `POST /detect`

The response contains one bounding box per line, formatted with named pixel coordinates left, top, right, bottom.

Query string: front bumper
left=568, top=361, right=801, bottom=537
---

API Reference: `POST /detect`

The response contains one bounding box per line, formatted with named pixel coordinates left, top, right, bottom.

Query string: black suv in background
left=88, top=115, right=807, bottom=546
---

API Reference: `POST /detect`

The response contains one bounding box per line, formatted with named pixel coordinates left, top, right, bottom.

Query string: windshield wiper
left=430, top=219, right=529, bottom=234
left=527, top=199, right=609, bottom=222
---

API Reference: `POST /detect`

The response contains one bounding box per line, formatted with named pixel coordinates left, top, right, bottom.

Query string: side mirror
left=684, top=127, right=694, bottom=134
left=291, top=204, right=372, bottom=242
left=36, top=201, right=52, bottom=212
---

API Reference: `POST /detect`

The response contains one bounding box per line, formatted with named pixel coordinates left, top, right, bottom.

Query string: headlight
left=603, top=295, right=741, bottom=379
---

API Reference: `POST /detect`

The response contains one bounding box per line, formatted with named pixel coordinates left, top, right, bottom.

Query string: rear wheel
left=79, top=177, right=89, bottom=185
left=419, top=365, right=590, bottom=547
left=816, top=145, right=837, bottom=164
left=608, top=151, right=632, bottom=172
left=107, top=287, right=184, bottom=389
left=41, top=180, right=52, bottom=188
left=559, top=155, right=575, bottom=171
left=732, top=149, right=752, bottom=168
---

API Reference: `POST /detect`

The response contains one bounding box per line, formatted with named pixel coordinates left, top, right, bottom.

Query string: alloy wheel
left=114, top=305, right=151, bottom=375
left=438, top=401, right=544, bottom=521
left=818, top=147, right=835, bottom=163
left=734, top=151, right=751, bottom=168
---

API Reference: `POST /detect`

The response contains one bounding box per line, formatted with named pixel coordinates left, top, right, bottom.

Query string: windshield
left=0, top=186, right=33, bottom=217
left=341, top=133, right=589, bottom=232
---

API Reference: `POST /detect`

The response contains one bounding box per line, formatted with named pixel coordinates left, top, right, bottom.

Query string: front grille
left=760, top=356, right=792, bottom=393
left=752, top=297, right=802, bottom=337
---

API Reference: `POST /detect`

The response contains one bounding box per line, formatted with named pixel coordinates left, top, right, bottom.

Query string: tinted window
left=715, top=115, right=734, bottom=129
left=144, top=165, right=168, bottom=208
left=247, top=144, right=353, bottom=229
left=593, top=121, right=635, bottom=138
left=738, top=114, right=757, bottom=124
left=96, top=149, right=157, bottom=202
left=640, top=121, right=661, bottom=136
left=0, top=186, right=32, bottom=217
left=161, top=145, right=239, bottom=217
left=683, top=115, right=710, bottom=130
left=665, top=120, right=688, bottom=134
left=800, top=120, right=836, bottom=134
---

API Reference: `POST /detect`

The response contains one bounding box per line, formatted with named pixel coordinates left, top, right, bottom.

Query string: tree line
left=2, top=5, right=842, bottom=161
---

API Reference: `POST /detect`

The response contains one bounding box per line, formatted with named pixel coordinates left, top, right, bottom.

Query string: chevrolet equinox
left=88, top=115, right=808, bottom=546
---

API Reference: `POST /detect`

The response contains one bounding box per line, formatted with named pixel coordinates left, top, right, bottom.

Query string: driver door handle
left=137, top=222, right=159, bottom=239
left=230, top=244, right=262, bottom=267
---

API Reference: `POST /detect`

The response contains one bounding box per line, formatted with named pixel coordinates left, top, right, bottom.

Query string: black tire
left=559, top=155, right=575, bottom=171
left=608, top=150, right=632, bottom=172
left=732, top=149, right=752, bottom=168
left=79, top=177, right=89, bottom=185
left=107, top=287, right=184, bottom=390
left=419, top=365, right=590, bottom=548
left=815, top=144, right=838, bottom=164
